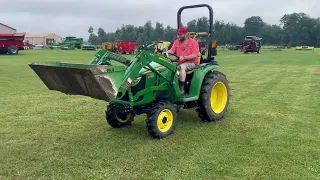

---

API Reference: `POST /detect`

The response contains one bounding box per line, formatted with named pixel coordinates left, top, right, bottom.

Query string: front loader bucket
left=29, top=62, right=126, bottom=102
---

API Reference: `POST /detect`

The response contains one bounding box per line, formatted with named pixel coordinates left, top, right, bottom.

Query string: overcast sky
left=1, top=0, right=319, bottom=39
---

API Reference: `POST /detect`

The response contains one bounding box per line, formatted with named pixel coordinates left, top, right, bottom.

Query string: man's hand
left=179, top=56, right=185, bottom=61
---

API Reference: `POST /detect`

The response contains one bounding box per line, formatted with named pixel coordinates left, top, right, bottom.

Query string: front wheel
left=106, top=106, right=134, bottom=128
left=146, top=102, right=177, bottom=139
left=8, top=46, right=18, bottom=55
left=197, top=71, right=230, bottom=122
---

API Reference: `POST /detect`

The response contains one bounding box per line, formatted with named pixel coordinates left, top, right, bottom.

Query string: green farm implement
left=82, top=44, right=96, bottom=51
left=29, top=4, right=230, bottom=139
left=48, top=36, right=83, bottom=50
left=62, top=36, right=83, bottom=49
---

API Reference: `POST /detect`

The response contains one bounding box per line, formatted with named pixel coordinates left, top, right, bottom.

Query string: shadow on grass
left=91, top=109, right=227, bottom=141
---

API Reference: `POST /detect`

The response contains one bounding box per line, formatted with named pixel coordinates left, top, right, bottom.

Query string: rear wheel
left=106, top=106, right=134, bottom=128
left=146, top=102, right=177, bottom=139
left=8, top=46, right=18, bottom=55
left=197, top=71, right=230, bottom=122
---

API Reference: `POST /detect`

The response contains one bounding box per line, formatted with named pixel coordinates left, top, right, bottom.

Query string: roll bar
left=177, top=4, right=216, bottom=60
left=177, top=4, right=213, bottom=35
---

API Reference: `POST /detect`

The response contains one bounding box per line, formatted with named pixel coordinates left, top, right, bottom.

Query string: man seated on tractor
left=163, top=27, right=200, bottom=95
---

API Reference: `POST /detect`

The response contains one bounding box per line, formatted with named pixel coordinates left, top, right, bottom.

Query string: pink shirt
left=169, top=38, right=200, bottom=65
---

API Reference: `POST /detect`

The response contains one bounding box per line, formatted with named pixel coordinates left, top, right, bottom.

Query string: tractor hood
left=29, top=62, right=126, bottom=102
left=138, top=62, right=166, bottom=75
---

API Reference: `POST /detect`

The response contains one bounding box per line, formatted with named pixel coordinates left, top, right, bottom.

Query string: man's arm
left=163, top=41, right=177, bottom=54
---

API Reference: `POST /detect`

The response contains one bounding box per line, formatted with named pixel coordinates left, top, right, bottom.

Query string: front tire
left=106, top=106, right=134, bottom=128
left=197, top=71, right=230, bottom=122
left=146, top=102, right=177, bottom=139
left=8, top=46, right=18, bottom=55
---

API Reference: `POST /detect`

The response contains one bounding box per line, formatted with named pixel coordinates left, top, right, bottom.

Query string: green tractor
left=29, top=4, right=230, bottom=139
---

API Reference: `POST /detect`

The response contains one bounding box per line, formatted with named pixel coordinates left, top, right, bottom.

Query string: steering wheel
left=163, top=52, right=179, bottom=62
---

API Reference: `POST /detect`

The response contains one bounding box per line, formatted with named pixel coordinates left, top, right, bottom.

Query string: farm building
left=25, top=33, right=62, bottom=46
left=0, top=23, right=17, bottom=34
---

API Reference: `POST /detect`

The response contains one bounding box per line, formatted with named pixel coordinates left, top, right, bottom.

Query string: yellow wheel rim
left=210, top=82, right=228, bottom=114
left=157, top=109, right=174, bottom=132
left=116, top=113, right=131, bottom=123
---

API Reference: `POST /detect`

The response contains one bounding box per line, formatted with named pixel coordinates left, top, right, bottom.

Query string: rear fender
left=188, top=64, right=218, bottom=98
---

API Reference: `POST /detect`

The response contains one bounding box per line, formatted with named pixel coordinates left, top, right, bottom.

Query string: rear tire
left=146, top=102, right=177, bottom=139
left=106, top=106, right=134, bottom=128
left=8, top=46, right=18, bottom=55
left=197, top=71, right=230, bottom=122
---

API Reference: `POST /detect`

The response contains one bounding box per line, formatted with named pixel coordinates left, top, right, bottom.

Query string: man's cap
left=177, top=27, right=188, bottom=35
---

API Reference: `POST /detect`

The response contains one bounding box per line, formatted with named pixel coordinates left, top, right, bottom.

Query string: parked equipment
left=102, top=42, right=118, bottom=52
left=241, top=36, right=262, bottom=53
left=155, top=41, right=172, bottom=54
left=116, top=41, right=136, bottom=54
left=82, top=44, right=96, bottom=51
left=60, top=44, right=75, bottom=50
left=225, top=44, right=242, bottom=51
left=189, top=32, right=209, bottom=55
left=0, top=33, right=25, bottom=55
left=29, top=4, right=229, bottom=139
left=23, top=40, right=33, bottom=50
left=61, top=36, right=83, bottom=49
left=295, top=46, right=314, bottom=50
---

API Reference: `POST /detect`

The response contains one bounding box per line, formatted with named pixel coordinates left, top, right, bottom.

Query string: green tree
left=155, top=22, right=164, bottom=40
left=87, top=13, right=320, bottom=47
left=280, top=13, right=314, bottom=46
left=97, top=28, right=107, bottom=43
left=88, top=26, right=94, bottom=34
left=88, top=33, right=99, bottom=45
left=244, top=16, right=265, bottom=37
left=187, top=19, right=197, bottom=32
left=164, top=25, right=176, bottom=42
left=196, top=17, right=209, bottom=32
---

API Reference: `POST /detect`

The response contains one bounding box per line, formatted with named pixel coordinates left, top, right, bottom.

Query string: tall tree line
left=88, top=13, right=320, bottom=47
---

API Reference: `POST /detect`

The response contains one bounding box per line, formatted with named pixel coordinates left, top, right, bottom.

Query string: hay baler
left=29, top=4, right=230, bottom=139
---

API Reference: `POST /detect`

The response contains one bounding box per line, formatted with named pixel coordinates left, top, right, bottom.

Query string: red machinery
left=23, top=40, right=34, bottom=49
left=0, top=33, right=26, bottom=55
left=241, top=36, right=262, bottom=54
left=116, top=41, right=136, bottom=54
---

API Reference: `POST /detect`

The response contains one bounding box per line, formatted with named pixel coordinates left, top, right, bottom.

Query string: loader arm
left=116, top=51, right=181, bottom=105
left=29, top=50, right=180, bottom=104
left=89, top=50, right=131, bottom=66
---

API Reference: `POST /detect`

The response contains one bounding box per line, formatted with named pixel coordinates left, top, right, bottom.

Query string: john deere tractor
left=29, top=4, right=230, bottom=139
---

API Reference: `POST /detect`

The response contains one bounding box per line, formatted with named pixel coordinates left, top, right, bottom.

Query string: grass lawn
left=0, top=48, right=320, bottom=179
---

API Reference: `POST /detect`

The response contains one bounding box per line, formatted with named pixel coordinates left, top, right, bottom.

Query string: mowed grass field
left=1, top=48, right=320, bottom=179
